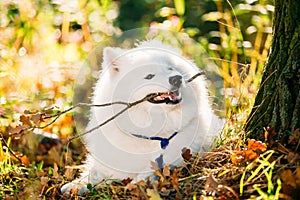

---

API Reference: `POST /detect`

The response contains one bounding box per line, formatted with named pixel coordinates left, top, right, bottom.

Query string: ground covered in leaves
left=0, top=111, right=299, bottom=199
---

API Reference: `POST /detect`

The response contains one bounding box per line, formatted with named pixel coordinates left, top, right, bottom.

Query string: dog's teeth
left=154, top=96, right=164, bottom=101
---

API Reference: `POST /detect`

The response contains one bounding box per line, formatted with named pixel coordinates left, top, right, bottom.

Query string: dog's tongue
left=169, top=92, right=180, bottom=101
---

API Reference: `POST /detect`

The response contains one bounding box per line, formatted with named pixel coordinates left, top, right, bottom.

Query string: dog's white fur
left=61, top=40, right=223, bottom=194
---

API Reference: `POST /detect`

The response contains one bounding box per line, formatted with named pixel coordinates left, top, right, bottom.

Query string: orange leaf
left=21, top=155, right=30, bottom=166
left=171, top=168, right=179, bottom=192
left=231, top=151, right=244, bottom=164
left=264, top=127, right=276, bottom=142
left=20, top=115, right=32, bottom=127
left=231, top=139, right=267, bottom=164
left=296, top=167, right=300, bottom=187
left=247, top=139, right=267, bottom=152
left=244, top=149, right=259, bottom=162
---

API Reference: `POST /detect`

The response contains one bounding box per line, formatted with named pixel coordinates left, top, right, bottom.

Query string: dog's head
left=101, top=40, right=201, bottom=108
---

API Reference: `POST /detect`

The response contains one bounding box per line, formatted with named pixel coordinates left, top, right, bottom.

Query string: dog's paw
left=61, top=182, right=88, bottom=195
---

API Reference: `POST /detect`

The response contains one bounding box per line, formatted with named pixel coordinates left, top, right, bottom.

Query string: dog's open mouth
left=147, top=91, right=182, bottom=105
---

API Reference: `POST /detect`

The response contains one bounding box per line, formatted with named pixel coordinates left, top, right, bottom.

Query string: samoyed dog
left=61, top=40, right=223, bottom=194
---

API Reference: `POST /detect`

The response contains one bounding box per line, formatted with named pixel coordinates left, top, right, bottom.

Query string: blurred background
left=0, top=1, right=275, bottom=197
left=0, top=0, right=273, bottom=138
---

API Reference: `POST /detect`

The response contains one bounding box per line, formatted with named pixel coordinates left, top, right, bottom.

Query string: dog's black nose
left=169, top=75, right=182, bottom=88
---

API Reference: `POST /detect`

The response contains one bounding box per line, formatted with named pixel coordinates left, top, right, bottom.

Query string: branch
left=38, top=101, right=129, bottom=129
left=67, top=93, right=159, bottom=142
left=33, top=72, right=205, bottom=143
left=186, top=71, right=205, bottom=83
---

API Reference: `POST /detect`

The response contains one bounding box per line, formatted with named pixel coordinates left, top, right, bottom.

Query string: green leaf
left=87, top=183, right=93, bottom=191
left=37, top=161, right=44, bottom=171
left=174, top=0, right=185, bottom=16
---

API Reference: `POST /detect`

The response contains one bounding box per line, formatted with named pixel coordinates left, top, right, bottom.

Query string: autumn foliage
left=0, top=0, right=298, bottom=199
left=2, top=105, right=299, bottom=199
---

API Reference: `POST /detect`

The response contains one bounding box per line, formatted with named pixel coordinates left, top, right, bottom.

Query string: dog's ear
left=102, top=47, right=125, bottom=73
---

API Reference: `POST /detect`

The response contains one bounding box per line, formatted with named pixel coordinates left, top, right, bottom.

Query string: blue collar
left=131, top=131, right=178, bottom=149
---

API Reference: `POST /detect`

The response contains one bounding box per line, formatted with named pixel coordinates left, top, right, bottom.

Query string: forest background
left=1, top=0, right=298, bottom=199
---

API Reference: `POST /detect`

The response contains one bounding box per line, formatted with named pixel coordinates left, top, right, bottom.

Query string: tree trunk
left=245, top=0, right=300, bottom=138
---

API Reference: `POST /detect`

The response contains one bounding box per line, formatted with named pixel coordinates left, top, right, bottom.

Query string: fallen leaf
left=280, top=168, right=300, bottom=198
left=231, top=139, right=267, bottom=164
left=247, top=139, right=267, bottom=153
left=64, top=167, right=75, bottom=180
left=121, top=177, right=133, bottom=185
left=171, top=168, right=179, bottom=192
left=8, top=125, right=27, bottom=135
left=154, top=169, right=165, bottom=182
left=40, top=176, right=50, bottom=186
left=124, top=183, right=139, bottom=197
left=147, top=188, right=162, bottom=200
left=163, top=165, right=170, bottom=177
left=244, top=149, right=259, bottom=163
left=204, top=174, right=219, bottom=194
left=203, top=175, right=239, bottom=199
left=124, top=183, right=137, bottom=191
left=159, top=187, right=172, bottom=197
left=231, top=151, right=244, bottom=164
left=200, top=196, right=214, bottom=200
left=53, top=162, right=59, bottom=178
left=281, top=169, right=296, bottom=188
left=296, top=167, right=300, bottom=187
left=181, top=147, right=192, bottom=161
left=285, top=152, right=299, bottom=163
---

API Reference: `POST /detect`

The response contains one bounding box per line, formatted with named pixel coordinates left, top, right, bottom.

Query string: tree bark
left=245, top=0, right=300, bottom=138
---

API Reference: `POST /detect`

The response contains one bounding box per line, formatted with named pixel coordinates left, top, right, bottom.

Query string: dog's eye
left=168, top=67, right=173, bottom=71
left=144, top=74, right=155, bottom=80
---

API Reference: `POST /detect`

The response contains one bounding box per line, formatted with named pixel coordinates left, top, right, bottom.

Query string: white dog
left=61, top=40, right=223, bottom=194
